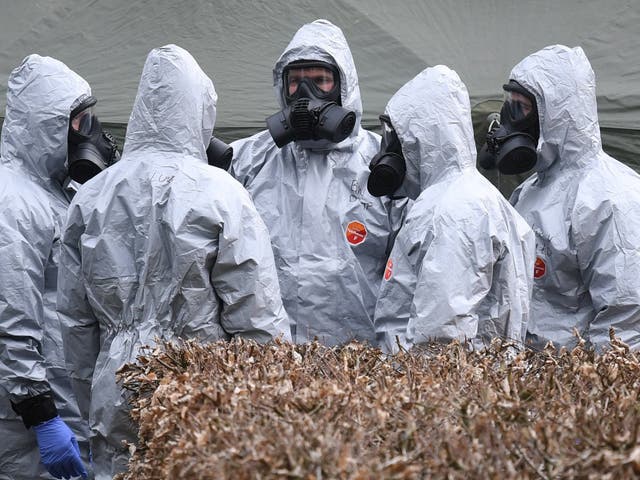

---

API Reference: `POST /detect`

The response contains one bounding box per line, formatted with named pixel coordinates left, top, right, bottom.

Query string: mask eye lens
left=504, top=91, right=533, bottom=120
left=284, top=62, right=339, bottom=98
left=71, top=109, right=93, bottom=135
left=311, top=72, right=335, bottom=92
left=286, top=74, right=301, bottom=96
left=381, top=117, right=393, bottom=135
left=379, top=115, right=402, bottom=154
left=69, top=95, right=98, bottom=136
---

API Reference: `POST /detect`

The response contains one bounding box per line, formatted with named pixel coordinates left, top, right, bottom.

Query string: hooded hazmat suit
left=231, top=19, right=407, bottom=346
left=509, top=45, right=640, bottom=351
left=374, top=66, right=535, bottom=353
left=57, top=44, right=290, bottom=479
left=0, top=55, right=91, bottom=479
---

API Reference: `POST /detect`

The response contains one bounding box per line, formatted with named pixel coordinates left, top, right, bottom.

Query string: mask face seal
left=480, top=80, right=540, bottom=175
left=266, top=60, right=356, bottom=148
left=67, top=95, right=120, bottom=184
left=367, top=114, right=406, bottom=197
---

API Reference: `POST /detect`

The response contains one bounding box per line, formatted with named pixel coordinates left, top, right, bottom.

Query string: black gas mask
left=206, top=136, right=233, bottom=171
left=67, top=95, right=120, bottom=184
left=367, top=114, right=406, bottom=197
left=479, top=81, right=540, bottom=175
left=266, top=60, right=356, bottom=148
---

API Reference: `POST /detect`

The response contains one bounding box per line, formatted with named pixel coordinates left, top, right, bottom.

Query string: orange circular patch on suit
left=384, top=259, right=393, bottom=281
left=345, top=221, right=367, bottom=245
left=534, top=256, right=546, bottom=279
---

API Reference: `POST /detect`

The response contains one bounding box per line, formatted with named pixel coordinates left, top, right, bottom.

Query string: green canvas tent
left=1, top=0, right=638, bottom=195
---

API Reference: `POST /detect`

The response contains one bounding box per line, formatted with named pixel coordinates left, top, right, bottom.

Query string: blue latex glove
left=33, top=416, right=88, bottom=479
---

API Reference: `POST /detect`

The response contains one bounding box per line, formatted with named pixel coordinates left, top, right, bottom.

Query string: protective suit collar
left=384, top=65, right=476, bottom=200
left=0, top=55, right=91, bottom=188
left=509, top=45, right=602, bottom=175
left=124, top=44, right=217, bottom=161
left=273, top=19, right=362, bottom=151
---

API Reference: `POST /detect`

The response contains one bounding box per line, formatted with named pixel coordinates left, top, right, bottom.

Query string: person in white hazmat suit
left=484, top=45, right=640, bottom=351
left=231, top=19, right=407, bottom=346
left=371, top=66, right=535, bottom=353
left=0, top=55, right=93, bottom=479
left=57, top=44, right=291, bottom=479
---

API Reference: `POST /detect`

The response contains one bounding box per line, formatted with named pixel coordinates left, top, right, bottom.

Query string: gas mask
left=67, top=95, right=120, bottom=184
left=479, top=81, right=540, bottom=175
left=367, top=115, right=406, bottom=197
left=266, top=60, right=356, bottom=148
left=206, top=136, right=233, bottom=171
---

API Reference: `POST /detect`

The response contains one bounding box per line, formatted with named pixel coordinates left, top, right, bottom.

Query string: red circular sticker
left=384, top=259, right=393, bottom=281
left=534, top=256, right=546, bottom=279
left=345, top=221, right=367, bottom=245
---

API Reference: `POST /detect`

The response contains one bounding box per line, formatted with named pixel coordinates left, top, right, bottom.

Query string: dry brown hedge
left=116, top=331, right=640, bottom=479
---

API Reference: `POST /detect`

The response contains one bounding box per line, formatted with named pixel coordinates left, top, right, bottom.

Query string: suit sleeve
left=0, top=203, right=54, bottom=404
left=57, top=201, right=100, bottom=420
left=210, top=190, right=291, bottom=343
left=574, top=196, right=640, bottom=350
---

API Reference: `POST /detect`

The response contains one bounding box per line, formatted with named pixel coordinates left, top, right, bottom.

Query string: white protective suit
left=231, top=19, right=407, bottom=346
left=509, top=45, right=640, bottom=351
left=374, top=66, right=535, bottom=353
left=57, top=44, right=291, bottom=479
left=0, top=55, right=91, bottom=479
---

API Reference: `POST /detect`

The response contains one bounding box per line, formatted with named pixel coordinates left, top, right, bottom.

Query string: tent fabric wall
left=1, top=0, right=638, bottom=194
